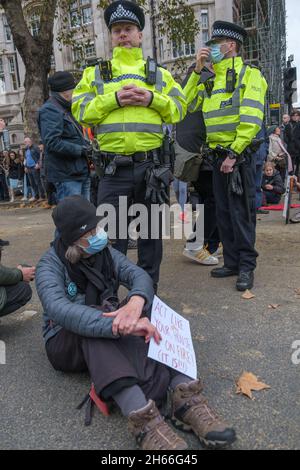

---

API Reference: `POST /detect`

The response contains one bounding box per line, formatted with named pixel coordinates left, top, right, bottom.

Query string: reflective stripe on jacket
left=72, top=47, right=187, bottom=155
left=183, top=57, right=268, bottom=155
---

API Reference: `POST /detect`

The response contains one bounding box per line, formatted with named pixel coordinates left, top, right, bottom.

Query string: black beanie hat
left=48, top=71, right=76, bottom=92
left=52, top=195, right=100, bottom=246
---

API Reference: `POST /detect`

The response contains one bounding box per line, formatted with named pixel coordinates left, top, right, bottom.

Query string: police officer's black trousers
left=212, top=156, right=258, bottom=272
left=97, top=160, right=162, bottom=291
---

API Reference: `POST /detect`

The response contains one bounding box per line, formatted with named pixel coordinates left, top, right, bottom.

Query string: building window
left=3, top=15, right=12, bottom=41
left=202, top=30, right=209, bottom=45
left=73, top=46, right=83, bottom=63
left=85, top=42, right=96, bottom=58
left=70, top=1, right=93, bottom=28
left=30, top=13, right=40, bottom=37
left=11, top=134, right=17, bottom=144
left=201, top=10, right=209, bottom=29
left=8, top=56, right=18, bottom=91
left=0, top=59, right=5, bottom=94
left=172, top=41, right=195, bottom=59
left=82, top=7, right=92, bottom=24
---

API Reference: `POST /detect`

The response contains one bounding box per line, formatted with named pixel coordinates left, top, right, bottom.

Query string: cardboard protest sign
left=148, top=296, right=197, bottom=379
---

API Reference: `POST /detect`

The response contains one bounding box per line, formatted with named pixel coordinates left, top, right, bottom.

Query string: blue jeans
left=54, top=178, right=91, bottom=203
left=172, top=177, right=187, bottom=212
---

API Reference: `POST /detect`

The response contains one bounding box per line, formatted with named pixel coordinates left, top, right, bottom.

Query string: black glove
left=82, top=145, right=93, bottom=159
left=229, top=165, right=243, bottom=196
left=145, top=165, right=174, bottom=204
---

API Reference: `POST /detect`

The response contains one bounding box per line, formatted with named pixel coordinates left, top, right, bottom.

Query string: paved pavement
left=0, top=201, right=300, bottom=450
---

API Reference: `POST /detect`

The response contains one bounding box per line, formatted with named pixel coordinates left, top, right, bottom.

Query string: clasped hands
left=116, top=83, right=153, bottom=107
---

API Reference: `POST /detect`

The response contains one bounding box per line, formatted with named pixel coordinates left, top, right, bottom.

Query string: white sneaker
left=182, top=246, right=219, bottom=265
left=211, top=243, right=223, bottom=258
left=21, top=197, right=28, bottom=201
left=29, top=197, right=37, bottom=202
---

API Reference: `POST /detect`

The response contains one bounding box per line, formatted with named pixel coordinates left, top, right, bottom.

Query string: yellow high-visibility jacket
left=183, top=57, right=268, bottom=155
left=72, top=47, right=187, bottom=155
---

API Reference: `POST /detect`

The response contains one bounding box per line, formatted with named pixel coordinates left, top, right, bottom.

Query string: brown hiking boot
left=128, top=399, right=188, bottom=450
left=171, top=380, right=236, bottom=448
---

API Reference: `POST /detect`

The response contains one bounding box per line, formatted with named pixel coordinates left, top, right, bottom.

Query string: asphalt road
left=0, top=202, right=300, bottom=450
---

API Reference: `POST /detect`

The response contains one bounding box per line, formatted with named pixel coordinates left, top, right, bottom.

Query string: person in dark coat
left=35, top=195, right=235, bottom=451
left=262, top=161, right=285, bottom=205
left=284, top=111, right=300, bottom=176
left=0, top=249, right=35, bottom=318
left=24, top=137, right=45, bottom=201
left=8, top=151, right=23, bottom=202
left=38, top=71, right=91, bottom=203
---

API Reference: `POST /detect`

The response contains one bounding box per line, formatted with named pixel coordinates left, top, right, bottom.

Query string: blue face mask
left=210, top=44, right=225, bottom=64
left=82, top=229, right=108, bottom=255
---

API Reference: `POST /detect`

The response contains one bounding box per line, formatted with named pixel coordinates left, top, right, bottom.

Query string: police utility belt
left=100, top=149, right=160, bottom=176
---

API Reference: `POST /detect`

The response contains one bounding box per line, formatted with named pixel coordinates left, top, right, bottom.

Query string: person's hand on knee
left=103, top=295, right=145, bottom=336
left=17, top=265, right=36, bottom=283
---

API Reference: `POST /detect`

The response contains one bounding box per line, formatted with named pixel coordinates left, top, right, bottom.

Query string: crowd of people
left=1, top=0, right=300, bottom=451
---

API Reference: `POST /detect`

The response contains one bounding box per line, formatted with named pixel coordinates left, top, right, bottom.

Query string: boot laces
left=183, top=391, right=219, bottom=425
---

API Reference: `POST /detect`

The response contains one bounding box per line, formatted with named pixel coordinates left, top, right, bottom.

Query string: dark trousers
left=0, top=173, right=9, bottom=200
left=213, top=156, right=258, bottom=272
left=41, top=176, right=57, bottom=206
left=263, top=191, right=281, bottom=205
left=27, top=168, right=45, bottom=199
left=255, top=163, right=264, bottom=209
left=0, top=282, right=32, bottom=317
left=46, top=328, right=172, bottom=403
left=97, top=161, right=163, bottom=290
left=192, top=171, right=220, bottom=253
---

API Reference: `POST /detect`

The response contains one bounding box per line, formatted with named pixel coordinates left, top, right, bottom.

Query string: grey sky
left=286, top=0, right=299, bottom=104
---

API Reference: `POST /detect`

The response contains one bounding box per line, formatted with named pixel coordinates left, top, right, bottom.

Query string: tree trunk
left=0, top=0, right=57, bottom=141
left=23, top=57, right=51, bottom=143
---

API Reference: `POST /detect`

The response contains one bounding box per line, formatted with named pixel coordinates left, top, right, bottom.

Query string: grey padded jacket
left=36, top=246, right=154, bottom=343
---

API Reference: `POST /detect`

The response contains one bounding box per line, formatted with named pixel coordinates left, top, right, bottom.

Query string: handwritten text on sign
left=148, top=296, right=197, bottom=379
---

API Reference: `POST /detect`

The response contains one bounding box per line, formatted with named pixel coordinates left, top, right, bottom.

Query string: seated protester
left=262, top=162, right=285, bottom=205
left=0, top=250, right=35, bottom=318
left=267, top=125, right=292, bottom=182
left=36, top=195, right=236, bottom=451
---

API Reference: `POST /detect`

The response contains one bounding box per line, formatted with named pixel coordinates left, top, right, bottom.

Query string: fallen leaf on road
left=294, top=288, right=300, bottom=295
left=268, top=304, right=280, bottom=309
left=242, top=290, right=255, bottom=300
left=236, top=371, right=270, bottom=399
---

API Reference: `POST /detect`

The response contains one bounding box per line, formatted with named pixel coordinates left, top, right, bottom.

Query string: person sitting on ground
left=0, top=249, right=35, bottom=318
left=35, top=195, right=236, bottom=451
left=267, top=125, right=292, bottom=182
left=262, top=161, right=285, bottom=205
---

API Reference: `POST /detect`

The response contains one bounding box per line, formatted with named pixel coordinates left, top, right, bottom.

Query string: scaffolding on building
left=233, top=0, right=286, bottom=120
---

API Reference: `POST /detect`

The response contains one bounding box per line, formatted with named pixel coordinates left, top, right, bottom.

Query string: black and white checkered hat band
left=212, top=28, right=244, bottom=43
left=109, top=4, right=141, bottom=28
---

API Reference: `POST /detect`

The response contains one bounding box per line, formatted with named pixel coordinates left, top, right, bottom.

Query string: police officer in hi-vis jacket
left=184, top=21, right=268, bottom=291
left=72, top=0, right=187, bottom=293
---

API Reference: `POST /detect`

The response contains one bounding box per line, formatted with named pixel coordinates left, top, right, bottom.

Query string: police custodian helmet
left=104, top=1, right=145, bottom=31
